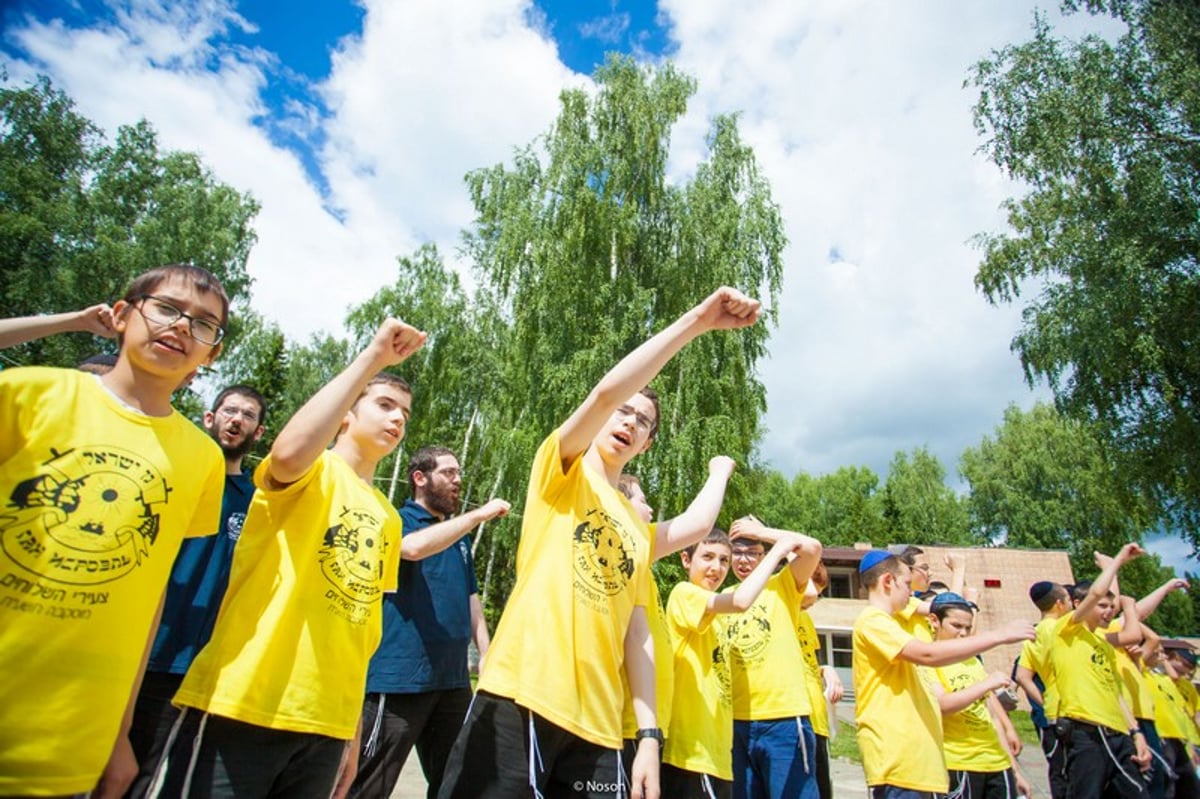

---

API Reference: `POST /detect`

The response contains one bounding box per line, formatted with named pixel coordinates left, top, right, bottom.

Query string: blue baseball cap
left=858, top=549, right=894, bottom=574
left=930, top=591, right=978, bottom=612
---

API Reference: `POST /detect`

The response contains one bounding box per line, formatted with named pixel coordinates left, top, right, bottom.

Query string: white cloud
left=2, top=0, right=1127, bottom=487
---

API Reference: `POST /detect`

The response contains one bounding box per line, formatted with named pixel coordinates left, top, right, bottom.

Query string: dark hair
left=811, top=561, right=829, bottom=591
left=928, top=581, right=950, bottom=593
left=617, top=474, right=641, bottom=499
left=862, top=555, right=903, bottom=589
left=122, top=264, right=230, bottom=329
left=639, top=387, right=660, bottom=438
left=363, top=372, right=412, bottom=399
left=407, top=445, right=456, bottom=487
left=895, top=545, right=924, bottom=567
left=683, top=527, right=731, bottom=559
left=932, top=603, right=975, bottom=622
left=1035, top=584, right=1068, bottom=613
left=212, top=384, right=267, bottom=423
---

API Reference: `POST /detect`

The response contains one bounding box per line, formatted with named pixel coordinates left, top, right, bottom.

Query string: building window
left=818, top=632, right=854, bottom=669
left=826, top=567, right=859, bottom=599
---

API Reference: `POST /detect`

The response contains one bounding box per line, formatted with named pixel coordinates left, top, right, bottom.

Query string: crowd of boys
left=2, top=266, right=1199, bottom=799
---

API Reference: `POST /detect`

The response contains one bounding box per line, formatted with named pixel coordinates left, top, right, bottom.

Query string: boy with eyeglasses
left=126, top=384, right=268, bottom=795
left=437, top=286, right=761, bottom=799
left=721, top=517, right=823, bottom=799
left=0, top=264, right=230, bottom=797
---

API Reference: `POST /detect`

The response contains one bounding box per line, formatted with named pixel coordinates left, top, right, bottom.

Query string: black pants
left=126, top=671, right=188, bottom=798
left=1040, top=724, right=1069, bottom=799
left=659, top=762, right=732, bottom=799
left=1163, top=738, right=1200, bottom=799
left=1062, top=718, right=1145, bottom=799
left=814, top=733, right=831, bottom=799
left=947, top=769, right=1017, bottom=799
left=156, top=712, right=347, bottom=798
left=437, top=691, right=625, bottom=799
left=348, top=688, right=472, bottom=799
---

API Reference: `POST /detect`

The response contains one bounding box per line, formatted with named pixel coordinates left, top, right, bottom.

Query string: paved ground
left=388, top=745, right=1054, bottom=797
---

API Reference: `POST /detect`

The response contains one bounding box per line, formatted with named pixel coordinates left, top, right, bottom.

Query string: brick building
left=807, top=544, right=1076, bottom=704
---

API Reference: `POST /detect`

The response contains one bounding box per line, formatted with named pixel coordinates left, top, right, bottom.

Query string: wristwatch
left=635, top=727, right=664, bottom=746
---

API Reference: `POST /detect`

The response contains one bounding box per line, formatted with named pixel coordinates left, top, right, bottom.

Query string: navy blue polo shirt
left=366, top=499, right=479, bottom=694
left=147, top=471, right=255, bottom=674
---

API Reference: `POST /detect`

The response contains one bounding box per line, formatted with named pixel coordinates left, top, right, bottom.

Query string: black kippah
left=1029, top=581, right=1055, bottom=603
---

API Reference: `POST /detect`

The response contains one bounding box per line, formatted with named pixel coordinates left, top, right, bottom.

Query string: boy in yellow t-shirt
left=1150, top=648, right=1200, bottom=793
left=162, top=318, right=427, bottom=797
left=1013, top=580, right=1071, bottom=799
left=1052, top=544, right=1151, bottom=799
left=664, top=526, right=820, bottom=799
left=615, top=465, right=738, bottom=779
left=438, top=287, right=761, bottom=799
left=928, top=592, right=1032, bottom=799
left=852, top=550, right=1034, bottom=799
left=796, top=562, right=843, bottom=799
left=0, top=264, right=229, bottom=797
left=721, top=516, right=823, bottom=799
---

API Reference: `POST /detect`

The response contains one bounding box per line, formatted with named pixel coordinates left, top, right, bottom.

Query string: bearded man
left=349, top=446, right=510, bottom=799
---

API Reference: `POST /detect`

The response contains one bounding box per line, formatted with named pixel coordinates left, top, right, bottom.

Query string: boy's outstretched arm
left=0, top=303, right=116, bottom=349
left=401, top=499, right=510, bottom=560
left=932, top=670, right=1011, bottom=715
left=729, top=516, right=823, bottom=591
left=708, top=533, right=809, bottom=616
left=1136, top=577, right=1190, bottom=621
left=653, top=456, right=736, bottom=559
left=268, top=319, right=425, bottom=486
left=1075, top=543, right=1144, bottom=624
left=557, top=287, right=760, bottom=467
left=899, top=620, right=1035, bottom=668
left=624, top=606, right=660, bottom=799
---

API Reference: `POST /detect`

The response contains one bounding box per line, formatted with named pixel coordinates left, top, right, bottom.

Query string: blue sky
left=3, top=1, right=1189, bottom=575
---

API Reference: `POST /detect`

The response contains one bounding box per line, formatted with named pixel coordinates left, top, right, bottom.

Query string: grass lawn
left=828, top=710, right=1040, bottom=765
left=829, top=724, right=861, bottom=763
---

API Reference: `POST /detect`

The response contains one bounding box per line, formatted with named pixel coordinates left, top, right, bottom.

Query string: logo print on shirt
left=226, top=512, right=245, bottom=542
left=726, top=603, right=772, bottom=663
left=319, top=506, right=389, bottom=604
left=573, top=507, right=636, bottom=597
left=712, top=640, right=733, bottom=702
left=1, top=446, right=168, bottom=585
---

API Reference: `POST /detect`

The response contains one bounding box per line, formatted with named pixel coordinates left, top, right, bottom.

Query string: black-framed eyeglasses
left=137, top=295, right=225, bottom=346
left=614, top=404, right=656, bottom=434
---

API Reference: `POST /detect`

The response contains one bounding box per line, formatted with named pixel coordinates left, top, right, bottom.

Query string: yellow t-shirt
left=478, top=432, right=652, bottom=749
left=1050, top=612, right=1125, bottom=732
left=935, top=658, right=1011, bottom=772
left=1176, top=677, right=1200, bottom=745
left=175, top=450, right=401, bottom=739
left=796, top=609, right=830, bottom=737
left=897, top=596, right=934, bottom=643
left=622, top=563, right=674, bottom=740
left=0, top=367, right=223, bottom=795
left=853, top=605, right=947, bottom=793
left=663, top=581, right=734, bottom=779
left=1017, top=615, right=1060, bottom=719
left=725, top=568, right=811, bottom=720
left=1104, top=622, right=1154, bottom=721
left=1149, top=670, right=1192, bottom=741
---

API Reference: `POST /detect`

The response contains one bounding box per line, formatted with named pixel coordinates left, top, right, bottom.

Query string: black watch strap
left=635, top=727, right=663, bottom=745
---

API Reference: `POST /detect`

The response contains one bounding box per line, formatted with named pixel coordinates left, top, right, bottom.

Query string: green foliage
left=461, top=55, right=785, bottom=608
left=968, top=1, right=1200, bottom=543
left=882, top=447, right=973, bottom=545
left=0, top=75, right=259, bottom=371
left=961, top=403, right=1153, bottom=552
